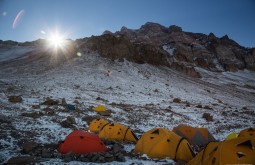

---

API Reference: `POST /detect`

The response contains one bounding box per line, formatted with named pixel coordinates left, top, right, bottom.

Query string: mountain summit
left=97, top=22, right=255, bottom=77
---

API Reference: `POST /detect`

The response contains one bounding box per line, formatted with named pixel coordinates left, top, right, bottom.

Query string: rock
left=21, top=112, right=44, bottom=119
left=60, top=121, right=72, bottom=128
left=52, top=152, right=62, bottom=159
left=91, top=154, right=100, bottom=162
left=195, top=58, right=208, bottom=68
left=42, top=98, right=59, bottom=105
left=86, top=34, right=169, bottom=66
left=104, top=152, right=114, bottom=158
left=97, top=156, right=105, bottom=163
left=116, top=153, right=125, bottom=162
left=102, top=30, right=113, bottom=35
left=76, top=22, right=254, bottom=75
left=98, top=110, right=112, bottom=116
left=21, top=141, right=39, bottom=154
left=112, top=143, right=124, bottom=154
left=32, top=105, right=40, bottom=109
left=202, top=113, right=213, bottom=122
left=244, top=49, right=255, bottom=71
left=80, top=156, right=90, bottom=162
left=8, top=95, right=22, bottom=103
left=173, top=98, right=181, bottom=103
left=196, top=104, right=203, bottom=108
left=82, top=115, right=96, bottom=124
left=171, top=63, right=201, bottom=78
left=105, top=156, right=115, bottom=162
left=67, top=116, right=76, bottom=124
left=204, top=105, right=212, bottom=110
left=168, top=25, right=182, bottom=32
left=63, top=153, right=74, bottom=162
left=60, top=116, right=76, bottom=128
left=7, top=156, right=37, bottom=165
left=41, top=149, right=52, bottom=158
left=61, top=98, right=67, bottom=105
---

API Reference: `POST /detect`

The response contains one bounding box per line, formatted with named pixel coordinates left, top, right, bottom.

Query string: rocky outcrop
left=86, top=34, right=170, bottom=66
left=77, top=22, right=254, bottom=77
left=117, top=23, right=254, bottom=73
left=244, top=48, right=255, bottom=71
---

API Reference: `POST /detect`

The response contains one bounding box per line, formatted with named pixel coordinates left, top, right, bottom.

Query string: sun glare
left=48, top=31, right=65, bottom=48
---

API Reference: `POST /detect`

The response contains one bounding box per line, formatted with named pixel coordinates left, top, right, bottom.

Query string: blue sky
left=0, top=0, right=254, bottom=47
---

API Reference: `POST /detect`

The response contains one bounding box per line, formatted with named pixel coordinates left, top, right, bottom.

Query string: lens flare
left=76, top=52, right=82, bottom=56
left=2, top=12, right=7, bottom=16
left=13, top=9, right=25, bottom=29
left=40, top=30, right=46, bottom=34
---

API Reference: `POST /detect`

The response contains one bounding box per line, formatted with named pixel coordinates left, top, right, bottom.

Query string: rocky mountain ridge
left=100, top=22, right=255, bottom=75
left=1, top=22, right=255, bottom=78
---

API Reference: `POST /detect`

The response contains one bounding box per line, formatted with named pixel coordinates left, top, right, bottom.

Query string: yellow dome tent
left=93, top=105, right=106, bottom=112
left=239, top=127, right=255, bottom=138
left=173, top=124, right=215, bottom=146
left=88, top=119, right=109, bottom=133
left=225, top=132, right=239, bottom=141
left=188, top=137, right=255, bottom=165
left=99, top=123, right=138, bottom=143
left=133, top=128, right=194, bottom=162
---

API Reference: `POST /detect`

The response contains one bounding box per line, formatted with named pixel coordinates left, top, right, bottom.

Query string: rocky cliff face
left=1, top=22, right=254, bottom=78
left=83, top=22, right=254, bottom=77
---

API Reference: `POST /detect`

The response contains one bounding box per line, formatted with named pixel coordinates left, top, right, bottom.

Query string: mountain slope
left=0, top=23, right=255, bottom=164
left=1, top=47, right=255, bottom=164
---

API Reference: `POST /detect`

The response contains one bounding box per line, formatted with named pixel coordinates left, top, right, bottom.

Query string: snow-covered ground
left=0, top=48, right=254, bottom=164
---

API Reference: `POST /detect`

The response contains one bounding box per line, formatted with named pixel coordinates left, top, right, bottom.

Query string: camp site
left=1, top=0, right=255, bottom=164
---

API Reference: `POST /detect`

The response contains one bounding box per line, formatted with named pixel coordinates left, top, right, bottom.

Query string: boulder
left=171, top=63, right=201, bottom=78
left=8, top=96, right=22, bottom=103
left=7, top=156, right=37, bottom=165
left=21, top=141, right=39, bottom=154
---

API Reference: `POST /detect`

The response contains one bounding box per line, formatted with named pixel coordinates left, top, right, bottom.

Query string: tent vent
left=151, top=129, right=159, bottom=135
left=212, top=157, right=216, bottom=164
left=150, top=137, right=154, bottom=139
left=236, top=152, right=246, bottom=158
left=167, top=139, right=170, bottom=142
left=236, top=140, right=253, bottom=149
left=80, top=136, right=84, bottom=139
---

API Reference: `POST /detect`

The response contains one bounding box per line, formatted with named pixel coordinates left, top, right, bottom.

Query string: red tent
left=58, top=130, right=108, bottom=154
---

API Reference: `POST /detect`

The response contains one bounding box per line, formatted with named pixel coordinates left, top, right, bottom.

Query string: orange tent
left=239, top=127, right=255, bottom=138
left=188, top=137, right=255, bottom=165
left=99, top=123, right=138, bottom=143
left=173, top=124, right=215, bottom=146
left=88, top=118, right=109, bottom=133
left=133, top=128, right=194, bottom=162
left=58, top=130, right=108, bottom=154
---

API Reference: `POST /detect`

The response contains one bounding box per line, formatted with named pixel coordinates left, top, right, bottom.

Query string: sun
left=48, top=31, right=66, bottom=48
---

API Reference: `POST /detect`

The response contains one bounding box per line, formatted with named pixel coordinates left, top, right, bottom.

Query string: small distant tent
left=88, top=119, right=109, bottom=133
left=239, top=127, right=255, bottom=138
left=58, top=130, right=108, bottom=154
left=93, top=105, right=106, bottom=112
left=173, top=124, right=215, bottom=146
left=99, top=123, right=138, bottom=143
left=133, top=128, right=194, bottom=162
left=188, top=137, right=255, bottom=165
left=225, top=132, right=239, bottom=141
